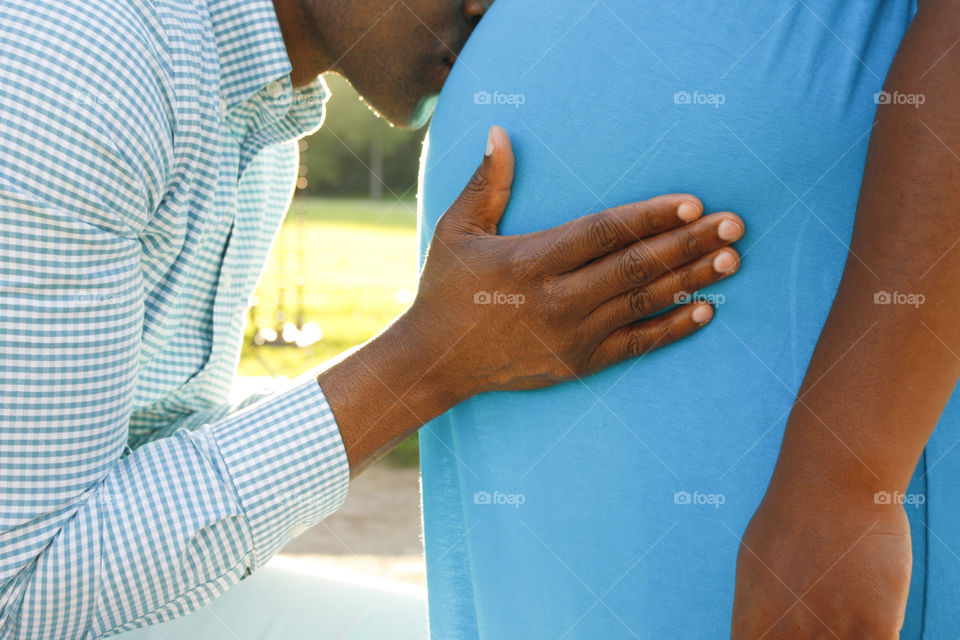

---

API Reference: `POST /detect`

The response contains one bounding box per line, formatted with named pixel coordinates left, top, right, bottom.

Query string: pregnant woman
left=418, top=0, right=960, bottom=637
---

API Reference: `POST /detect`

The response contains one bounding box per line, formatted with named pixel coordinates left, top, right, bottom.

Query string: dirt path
left=278, top=463, right=427, bottom=586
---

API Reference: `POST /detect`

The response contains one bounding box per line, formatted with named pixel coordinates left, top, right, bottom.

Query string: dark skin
left=732, top=0, right=960, bottom=637
left=275, top=0, right=486, bottom=126
left=270, top=0, right=747, bottom=475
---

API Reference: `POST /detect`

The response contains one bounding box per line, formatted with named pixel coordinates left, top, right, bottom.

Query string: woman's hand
left=732, top=479, right=912, bottom=639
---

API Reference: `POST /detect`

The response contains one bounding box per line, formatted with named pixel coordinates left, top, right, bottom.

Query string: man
left=418, top=0, right=960, bottom=637
left=0, top=0, right=746, bottom=637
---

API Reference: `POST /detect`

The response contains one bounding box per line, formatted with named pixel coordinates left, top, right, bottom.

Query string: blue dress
left=417, top=2, right=955, bottom=637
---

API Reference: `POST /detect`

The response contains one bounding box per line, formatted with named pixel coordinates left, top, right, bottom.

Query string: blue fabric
left=417, top=1, right=942, bottom=637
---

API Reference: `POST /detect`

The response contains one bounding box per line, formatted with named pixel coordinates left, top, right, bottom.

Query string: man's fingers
left=564, top=212, right=744, bottom=304
left=523, top=194, right=704, bottom=272
left=436, top=125, right=515, bottom=237
left=584, top=303, right=715, bottom=374
left=584, top=248, right=739, bottom=334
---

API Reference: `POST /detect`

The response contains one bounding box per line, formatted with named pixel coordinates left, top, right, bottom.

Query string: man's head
left=279, top=0, right=492, bottom=129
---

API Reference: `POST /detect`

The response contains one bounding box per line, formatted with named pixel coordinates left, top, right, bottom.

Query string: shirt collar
left=209, top=0, right=328, bottom=138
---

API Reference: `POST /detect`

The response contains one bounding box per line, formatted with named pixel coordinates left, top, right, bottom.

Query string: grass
left=239, top=197, right=421, bottom=465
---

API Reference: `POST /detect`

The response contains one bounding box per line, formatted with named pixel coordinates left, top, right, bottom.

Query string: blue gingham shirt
left=0, top=0, right=352, bottom=636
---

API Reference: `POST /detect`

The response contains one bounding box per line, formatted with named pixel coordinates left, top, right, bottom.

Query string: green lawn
left=239, top=197, right=422, bottom=465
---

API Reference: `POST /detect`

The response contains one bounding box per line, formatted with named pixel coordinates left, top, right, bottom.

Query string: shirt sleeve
left=95, top=375, right=350, bottom=638
left=0, top=10, right=350, bottom=640
left=0, top=154, right=351, bottom=640
left=0, top=187, right=351, bottom=638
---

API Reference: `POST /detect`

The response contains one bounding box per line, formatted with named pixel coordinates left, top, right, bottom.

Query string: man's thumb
left=444, top=125, right=515, bottom=236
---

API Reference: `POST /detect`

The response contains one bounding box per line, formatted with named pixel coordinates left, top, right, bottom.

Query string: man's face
left=312, top=0, right=491, bottom=129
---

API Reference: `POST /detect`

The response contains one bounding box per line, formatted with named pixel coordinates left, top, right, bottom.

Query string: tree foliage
left=303, top=74, right=425, bottom=198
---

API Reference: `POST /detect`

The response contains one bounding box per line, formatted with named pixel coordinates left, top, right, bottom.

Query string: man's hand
left=732, top=479, right=912, bottom=639
left=407, top=125, right=743, bottom=397
left=319, top=125, right=744, bottom=473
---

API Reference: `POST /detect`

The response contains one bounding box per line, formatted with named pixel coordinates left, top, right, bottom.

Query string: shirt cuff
left=210, top=370, right=350, bottom=567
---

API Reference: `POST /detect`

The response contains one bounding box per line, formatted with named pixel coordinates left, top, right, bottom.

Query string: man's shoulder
left=0, top=0, right=219, bottom=125
left=2, top=0, right=178, bottom=72
left=0, top=0, right=214, bottom=232
left=0, top=0, right=181, bottom=130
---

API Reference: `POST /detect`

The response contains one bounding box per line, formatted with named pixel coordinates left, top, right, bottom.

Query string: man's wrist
left=316, top=308, right=471, bottom=474
left=382, top=306, right=478, bottom=408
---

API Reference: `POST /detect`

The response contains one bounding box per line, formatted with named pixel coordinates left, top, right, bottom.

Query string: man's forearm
left=768, top=0, right=960, bottom=497
left=317, top=311, right=464, bottom=476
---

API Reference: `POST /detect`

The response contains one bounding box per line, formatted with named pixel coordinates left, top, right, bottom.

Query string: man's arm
left=0, top=147, right=350, bottom=640
left=732, top=1, right=960, bottom=637
left=0, top=104, right=742, bottom=640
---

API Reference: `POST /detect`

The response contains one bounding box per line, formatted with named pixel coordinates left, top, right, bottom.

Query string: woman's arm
left=732, top=1, right=960, bottom=637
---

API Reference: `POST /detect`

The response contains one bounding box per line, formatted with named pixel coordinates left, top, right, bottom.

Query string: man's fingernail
left=692, top=304, right=713, bottom=324
left=485, top=128, right=496, bottom=157
left=718, top=219, right=743, bottom=241
left=678, top=202, right=700, bottom=222
left=713, top=251, right=737, bottom=273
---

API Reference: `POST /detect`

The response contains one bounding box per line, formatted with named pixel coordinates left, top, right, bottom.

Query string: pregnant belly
left=417, top=0, right=914, bottom=636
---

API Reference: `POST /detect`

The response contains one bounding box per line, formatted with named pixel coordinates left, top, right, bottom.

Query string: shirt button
left=219, top=97, right=229, bottom=117
left=222, top=272, right=233, bottom=289
left=266, top=80, right=285, bottom=98
left=289, top=522, right=308, bottom=539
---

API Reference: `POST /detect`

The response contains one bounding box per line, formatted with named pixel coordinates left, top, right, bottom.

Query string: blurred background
left=237, top=74, right=428, bottom=587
